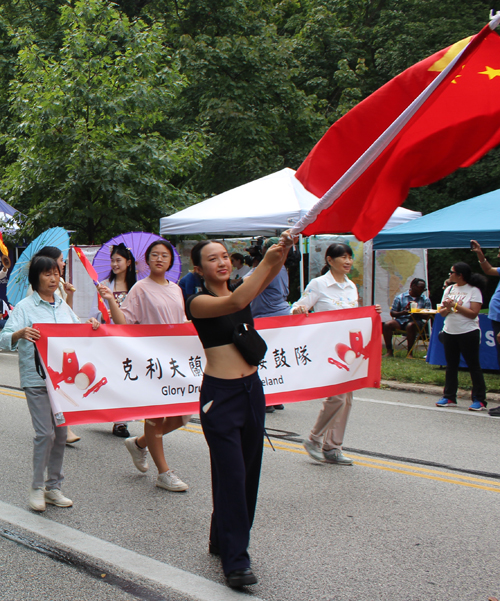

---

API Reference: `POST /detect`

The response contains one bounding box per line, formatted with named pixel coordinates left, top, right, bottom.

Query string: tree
left=158, top=0, right=327, bottom=196
left=1, top=0, right=208, bottom=243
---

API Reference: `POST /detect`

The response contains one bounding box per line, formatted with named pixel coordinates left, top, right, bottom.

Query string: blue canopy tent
left=373, top=188, right=500, bottom=370
left=373, top=188, right=500, bottom=250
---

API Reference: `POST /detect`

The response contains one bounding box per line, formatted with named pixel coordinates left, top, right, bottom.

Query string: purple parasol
left=92, top=232, right=181, bottom=284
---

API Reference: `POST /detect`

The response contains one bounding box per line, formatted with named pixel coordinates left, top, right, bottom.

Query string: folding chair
left=393, top=328, right=408, bottom=352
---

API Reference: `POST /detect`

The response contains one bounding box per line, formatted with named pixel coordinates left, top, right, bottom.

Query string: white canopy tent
left=160, top=168, right=420, bottom=237
left=160, top=168, right=422, bottom=295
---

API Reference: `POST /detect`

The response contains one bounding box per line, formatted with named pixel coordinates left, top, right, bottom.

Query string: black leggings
left=442, top=329, right=486, bottom=403
left=200, top=372, right=265, bottom=575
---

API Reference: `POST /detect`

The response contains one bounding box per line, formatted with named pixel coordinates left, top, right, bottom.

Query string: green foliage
left=0, top=0, right=498, bottom=252
left=1, top=0, right=208, bottom=243
left=169, top=0, right=326, bottom=195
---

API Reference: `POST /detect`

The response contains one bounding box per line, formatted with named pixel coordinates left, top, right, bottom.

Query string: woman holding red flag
left=185, top=232, right=294, bottom=588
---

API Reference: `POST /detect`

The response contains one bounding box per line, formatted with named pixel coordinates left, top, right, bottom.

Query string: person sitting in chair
left=383, top=278, right=431, bottom=357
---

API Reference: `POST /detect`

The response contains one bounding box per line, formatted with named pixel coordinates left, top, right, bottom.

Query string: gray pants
left=25, top=387, right=67, bottom=490
left=309, top=392, right=353, bottom=451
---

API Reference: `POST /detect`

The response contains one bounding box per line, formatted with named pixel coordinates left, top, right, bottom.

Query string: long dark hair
left=322, top=243, right=353, bottom=274
left=108, top=243, right=136, bottom=291
left=452, top=262, right=487, bottom=293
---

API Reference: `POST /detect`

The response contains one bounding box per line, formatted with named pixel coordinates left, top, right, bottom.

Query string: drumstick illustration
left=56, top=388, right=79, bottom=407
left=83, top=377, right=108, bottom=398
left=328, top=357, right=349, bottom=371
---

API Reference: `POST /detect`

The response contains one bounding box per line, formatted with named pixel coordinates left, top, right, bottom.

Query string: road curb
left=380, top=379, right=500, bottom=403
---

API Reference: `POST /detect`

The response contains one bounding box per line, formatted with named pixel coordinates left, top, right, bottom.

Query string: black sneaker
left=488, top=405, right=500, bottom=417
left=112, top=424, right=130, bottom=438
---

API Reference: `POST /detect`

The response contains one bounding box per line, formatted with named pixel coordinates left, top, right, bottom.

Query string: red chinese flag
left=294, top=20, right=500, bottom=241
left=73, top=246, right=111, bottom=324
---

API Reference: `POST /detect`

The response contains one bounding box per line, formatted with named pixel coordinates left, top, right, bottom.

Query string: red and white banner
left=34, top=307, right=381, bottom=426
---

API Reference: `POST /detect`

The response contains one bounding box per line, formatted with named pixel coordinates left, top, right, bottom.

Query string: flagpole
left=289, top=15, right=500, bottom=237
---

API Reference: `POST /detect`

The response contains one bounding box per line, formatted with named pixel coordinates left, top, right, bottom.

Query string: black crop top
left=186, top=282, right=254, bottom=350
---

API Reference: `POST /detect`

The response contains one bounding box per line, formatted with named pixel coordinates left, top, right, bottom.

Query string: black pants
left=200, top=372, right=265, bottom=576
left=442, top=329, right=486, bottom=403
left=491, top=320, right=500, bottom=371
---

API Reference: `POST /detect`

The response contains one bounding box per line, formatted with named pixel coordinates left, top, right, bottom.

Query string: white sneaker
left=45, top=489, right=73, bottom=507
left=323, top=448, right=353, bottom=465
left=29, top=487, right=46, bottom=512
left=303, top=439, right=325, bottom=463
left=156, top=470, right=188, bottom=492
left=125, top=437, right=149, bottom=473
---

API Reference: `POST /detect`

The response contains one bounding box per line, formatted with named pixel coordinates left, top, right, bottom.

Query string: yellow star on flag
left=479, top=66, right=500, bottom=80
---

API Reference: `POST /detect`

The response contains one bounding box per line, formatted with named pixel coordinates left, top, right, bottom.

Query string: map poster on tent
left=34, top=307, right=381, bottom=426
left=373, top=248, right=428, bottom=322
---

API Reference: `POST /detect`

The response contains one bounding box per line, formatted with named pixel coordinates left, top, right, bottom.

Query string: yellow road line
left=183, top=423, right=500, bottom=492
left=3, top=395, right=497, bottom=493
left=346, top=453, right=500, bottom=487
left=0, top=387, right=25, bottom=399
left=353, top=461, right=500, bottom=493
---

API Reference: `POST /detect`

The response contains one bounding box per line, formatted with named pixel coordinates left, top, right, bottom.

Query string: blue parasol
left=92, top=232, right=181, bottom=284
left=7, top=227, right=70, bottom=305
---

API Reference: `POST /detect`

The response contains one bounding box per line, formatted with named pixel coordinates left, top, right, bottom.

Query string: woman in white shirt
left=292, top=243, right=380, bottom=465
left=436, top=262, right=487, bottom=411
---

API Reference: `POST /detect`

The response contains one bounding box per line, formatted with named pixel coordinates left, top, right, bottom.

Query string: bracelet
left=479, top=258, right=487, bottom=264
left=454, top=302, right=458, bottom=312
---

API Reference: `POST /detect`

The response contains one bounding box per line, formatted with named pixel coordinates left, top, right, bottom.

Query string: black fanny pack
left=232, top=323, right=267, bottom=366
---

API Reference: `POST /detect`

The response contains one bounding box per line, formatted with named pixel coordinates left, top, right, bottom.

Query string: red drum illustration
left=62, top=349, right=79, bottom=384
left=349, top=330, right=363, bottom=357
left=75, top=362, right=97, bottom=390
left=335, top=343, right=356, bottom=365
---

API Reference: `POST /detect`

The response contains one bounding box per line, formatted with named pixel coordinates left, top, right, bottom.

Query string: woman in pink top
left=98, top=240, right=189, bottom=493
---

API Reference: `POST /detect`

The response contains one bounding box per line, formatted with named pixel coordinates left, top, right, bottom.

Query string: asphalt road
left=1, top=349, right=499, bottom=601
